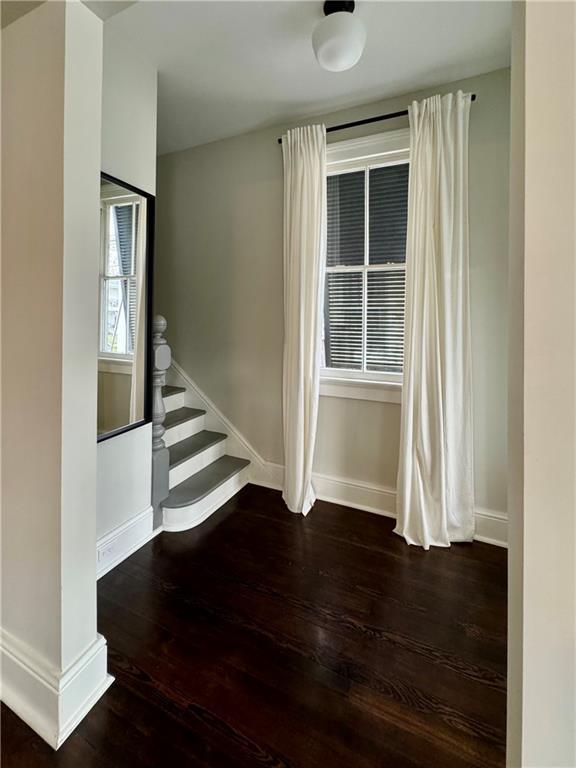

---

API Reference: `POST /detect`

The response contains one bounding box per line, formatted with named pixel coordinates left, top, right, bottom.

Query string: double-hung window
left=322, top=129, right=410, bottom=396
left=99, top=193, right=141, bottom=359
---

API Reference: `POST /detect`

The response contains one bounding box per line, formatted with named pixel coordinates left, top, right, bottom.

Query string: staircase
left=159, top=384, right=250, bottom=532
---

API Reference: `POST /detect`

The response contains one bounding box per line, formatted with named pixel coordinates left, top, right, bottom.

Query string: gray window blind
left=327, top=171, right=364, bottom=267
left=369, top=164, right=409, bottom=264
left=324, top=162, right=409, bottom=375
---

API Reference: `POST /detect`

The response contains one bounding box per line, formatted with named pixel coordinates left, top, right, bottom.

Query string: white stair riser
left=169, top=440, right=227, bottom=489
left=164, top=415, right=205, bottom=447
left=163, top=392, right=185, bottom=413
left=163, top=468, right=249, bottom=532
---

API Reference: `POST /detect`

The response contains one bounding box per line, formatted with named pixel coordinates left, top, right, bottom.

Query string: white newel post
left=152, top=315, right=171, bottom=527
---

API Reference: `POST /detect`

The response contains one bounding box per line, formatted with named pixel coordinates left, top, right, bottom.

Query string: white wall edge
left=0, top=630, right=113, bottom=749
left=97, top=505, right=159, bottom=579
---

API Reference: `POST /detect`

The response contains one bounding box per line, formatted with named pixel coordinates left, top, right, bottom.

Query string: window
left=322, top=130, right=410, bottom=390
left=99, top=195, right=141, bottom=358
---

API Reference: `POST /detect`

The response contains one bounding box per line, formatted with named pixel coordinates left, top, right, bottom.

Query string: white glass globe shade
left=312, top=11, right=366, bottom=72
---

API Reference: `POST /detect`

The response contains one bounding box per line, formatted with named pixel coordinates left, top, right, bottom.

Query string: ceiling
left=107, top=1, right=512, bottom=155
left=1, top=0, right=134, bottom=28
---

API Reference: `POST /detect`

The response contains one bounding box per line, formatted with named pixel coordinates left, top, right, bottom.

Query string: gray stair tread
left=164, top=455, right=250, bottom=509
left=164, top=407, right=205, bottom=429
left=162, top=385, right=186, bottom=398
left=168, top=430, right=227, bottom=468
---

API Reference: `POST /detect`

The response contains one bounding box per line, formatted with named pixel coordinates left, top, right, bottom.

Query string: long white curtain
left=281, top=125, right=326, bottom=515
left=395, top=91, right=474, bottom=549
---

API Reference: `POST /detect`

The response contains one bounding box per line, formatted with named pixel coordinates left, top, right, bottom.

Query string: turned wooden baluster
left=151, top=315, right=171, bottom=527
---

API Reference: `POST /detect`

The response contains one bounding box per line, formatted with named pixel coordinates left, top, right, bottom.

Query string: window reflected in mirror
left=98, top=175, right=152, bottom=439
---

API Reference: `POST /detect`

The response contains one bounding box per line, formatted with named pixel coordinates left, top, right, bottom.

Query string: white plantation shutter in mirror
left=323, top=143, right=409, bottom=379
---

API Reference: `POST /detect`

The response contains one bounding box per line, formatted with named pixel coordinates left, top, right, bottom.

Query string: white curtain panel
left=395, top=91, right=474, bottom=549
left=281, top=124, right=326, bottom=515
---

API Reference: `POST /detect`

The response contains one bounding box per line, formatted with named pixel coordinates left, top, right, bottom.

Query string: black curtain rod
left=277, top=93, right=476, bottom=144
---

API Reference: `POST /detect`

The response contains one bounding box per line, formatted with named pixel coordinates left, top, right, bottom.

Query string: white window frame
left=321, top=128, right=410, bottom=404
left=99, top=193, right=141, bottom=362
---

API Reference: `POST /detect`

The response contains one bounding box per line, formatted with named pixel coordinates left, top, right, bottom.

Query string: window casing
left=99, top=194, right=141, bottom=360
left=322, top=130, right=410, bottom=390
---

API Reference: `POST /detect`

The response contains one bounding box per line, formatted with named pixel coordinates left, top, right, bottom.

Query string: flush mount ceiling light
left=312, top=1, right=366, bottom=73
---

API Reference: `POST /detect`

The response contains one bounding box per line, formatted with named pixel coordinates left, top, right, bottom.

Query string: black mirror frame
left=97, top=171, right=155, bottom=443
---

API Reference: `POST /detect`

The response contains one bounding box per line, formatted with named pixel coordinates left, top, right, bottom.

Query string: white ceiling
left=107, top=1, right=511, bottom=155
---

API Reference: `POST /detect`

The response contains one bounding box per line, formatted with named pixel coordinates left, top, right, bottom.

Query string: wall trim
left=260, top=464, right=507, bottom=547
left=0, top=630, right=113, bottom=749
left=96, top=505, right=159, bottom=579
left=319, top=377, right=402, bottom=404
left=170, top=360, right=278, bottom=487
left=167, top=363, right=507, bottom=548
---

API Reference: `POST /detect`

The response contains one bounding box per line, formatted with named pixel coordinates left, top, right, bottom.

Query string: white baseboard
left=313, top=471, right=397, bottom=518
left=258, top=464, right=507, bottom=547
left=97, top=505, right=158, bottom=579
left=474, top=507, right=508, bottom=548
left=0, top=629, right=113, bottom=749
left=166, top=363, right=508, bottom=548
left=163, top=468, right=249, bottom=532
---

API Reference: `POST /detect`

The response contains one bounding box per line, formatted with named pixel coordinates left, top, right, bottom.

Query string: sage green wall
left=156, top=67, right=510, bottom=513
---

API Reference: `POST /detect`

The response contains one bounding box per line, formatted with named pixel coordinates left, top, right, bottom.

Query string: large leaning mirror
left=97, top=173, right=154, bottom=440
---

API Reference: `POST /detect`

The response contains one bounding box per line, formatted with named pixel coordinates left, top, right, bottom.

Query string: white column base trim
left=163, top=468, right=249, bottom=532
left=97, top=505, right=157, bottom=579
left=0, top=630, right=113, bottom=749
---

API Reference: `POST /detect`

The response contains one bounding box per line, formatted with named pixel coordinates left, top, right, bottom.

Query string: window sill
left=98, top=357, right=133, bottom=375
left=319, top=377, right=401, bottom=404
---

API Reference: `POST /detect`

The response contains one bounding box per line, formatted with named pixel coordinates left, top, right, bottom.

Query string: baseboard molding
left=0, top=629, right=113, bottom=749
left=97, top=505, right=159, bottom=579
left=167, top=363, right=508, bottom=548
left=257, top=464, right=507, bottom=547
left=474, top=507, right=508, bottom=548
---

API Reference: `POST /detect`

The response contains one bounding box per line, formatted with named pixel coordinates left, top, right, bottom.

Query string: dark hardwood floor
left=2, top=484, right=507, bottom=767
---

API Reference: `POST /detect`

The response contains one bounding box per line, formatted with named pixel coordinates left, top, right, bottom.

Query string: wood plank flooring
left=1, top=484, right=507, bottom=767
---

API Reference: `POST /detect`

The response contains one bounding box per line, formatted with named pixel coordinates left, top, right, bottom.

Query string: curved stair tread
left=164, top=455, right=250, bottom=509
left=162, top=385, right=186, bottom=398
left=168, top=430, right=227, bottom=468
left=164, top=406, right=205, bottom=429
